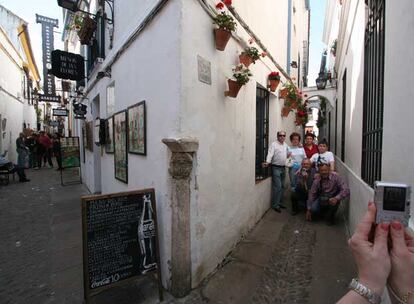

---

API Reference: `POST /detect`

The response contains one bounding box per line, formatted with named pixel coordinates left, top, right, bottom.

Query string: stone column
left=162, top=137, right=199, bottom=298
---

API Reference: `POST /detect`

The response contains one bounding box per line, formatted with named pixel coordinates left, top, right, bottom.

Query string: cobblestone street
left=0, top=168, right=356, bottom=304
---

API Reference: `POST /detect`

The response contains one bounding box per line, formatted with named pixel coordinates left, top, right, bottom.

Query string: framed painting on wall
left=114, top=110, right=128, bottom=183
left=127, top=101, right=146, bottom=155
left=105, top=116, right=114, bottom=153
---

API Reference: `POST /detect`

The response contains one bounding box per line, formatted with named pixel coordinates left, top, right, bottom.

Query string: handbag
left=285, top=156, right=293, bottom=167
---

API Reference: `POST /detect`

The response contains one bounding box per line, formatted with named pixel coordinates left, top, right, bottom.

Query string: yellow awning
left=17, top=23, right=40, bottom=87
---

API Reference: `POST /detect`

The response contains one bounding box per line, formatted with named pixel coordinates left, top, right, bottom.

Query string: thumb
left=373, top=222, right=389, bottom=252
left=390, top=221, right=408, bottom=254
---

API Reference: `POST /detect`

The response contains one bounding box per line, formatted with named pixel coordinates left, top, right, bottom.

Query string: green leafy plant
left=232, top=64, right=252, bottom=85
left=213, top=12, right=237, bottom=32
left=244, top=47, right=260, bottom=62
left=65, top=13, right=84, bottom=31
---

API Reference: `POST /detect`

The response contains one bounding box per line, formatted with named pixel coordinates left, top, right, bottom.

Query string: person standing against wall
left=15, top=133, right=30, bottom=182
left=262, top=131, right=290, bottom=213
left=288, top=132, right=306, bottom=191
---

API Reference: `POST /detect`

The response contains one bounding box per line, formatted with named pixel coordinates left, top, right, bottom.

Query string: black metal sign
left=34, top=94, right=61, bottom=103
left=53, top=108, right=69, bottom=116
left=51, top=50, right=85, bottom=81
left=36, top=14, right=58, bottom=96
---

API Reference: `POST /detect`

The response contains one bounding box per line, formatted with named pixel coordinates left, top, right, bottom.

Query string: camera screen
left=383, top=187, right=406, bottom=212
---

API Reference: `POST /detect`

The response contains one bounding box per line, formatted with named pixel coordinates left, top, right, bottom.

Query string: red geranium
left=223, top=0, right=232, bottom=6
left=268, top=71, right=280, bottom=81
left=261, top=52, right=267, bottom=57
left=215, top=2, right=224, bottom=9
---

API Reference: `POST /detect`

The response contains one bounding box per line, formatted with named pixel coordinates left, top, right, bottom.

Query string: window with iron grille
left=361, top=0, right=385, bottom=187
left=255, top=85, right=270, bottom=181
left=87, top=12, right=105, bottom=76
left=341, top=70, right=347, bottom=162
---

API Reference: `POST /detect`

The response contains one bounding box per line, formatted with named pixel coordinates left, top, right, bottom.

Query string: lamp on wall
left=57, top=0, right=114, bottom=23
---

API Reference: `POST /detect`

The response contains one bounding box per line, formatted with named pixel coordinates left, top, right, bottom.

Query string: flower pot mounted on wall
left=214, top=28, right=231, bottom=51
left=78, top=16, right=97, bottom=45
left=225, top=79, right=242, bottom=98
left=239, top=53, right=253, bottom=67
left=281, top=106, right=291, bottom=117
left=268, top=79, right=280, bottom=92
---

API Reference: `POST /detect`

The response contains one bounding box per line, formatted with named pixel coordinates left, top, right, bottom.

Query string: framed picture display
left=105, top=116, right=114, bottom=153
left=127, top=101, right=146, bottom=155
left=114, top=110, right=128, bottom=183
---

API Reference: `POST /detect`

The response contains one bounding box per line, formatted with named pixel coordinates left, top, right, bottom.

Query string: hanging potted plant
left=65, top=13, right=83, bottom=32
left=330, top=39, right=337, bottom=57
left=281, top=106, right=292, bottom=117
left=213, top=2, right=237, bottom=51
left=225, top=64, right=252, bottom=98
left=268, top=71, right=281, bottom=92
left=239, top=47, right=260, bottom=67
left=294, top=103, right=309, bottom=126
left=77, top=15, right=97, bottom=45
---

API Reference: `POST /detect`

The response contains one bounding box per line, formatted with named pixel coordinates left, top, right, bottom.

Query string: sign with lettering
left=36, top=14, right=58, bottom=96
left=60, top=137, right=80, bottom=168
left=51, top=50, right=85, bottom=81
left=53, top=108, right=68, bottom=116
left=81, top=189, right=162, bottom=302
left=34, top=93, right=61, bottom=103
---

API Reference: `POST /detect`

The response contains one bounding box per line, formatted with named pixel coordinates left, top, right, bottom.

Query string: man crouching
left=306, top=163, right=350, bottom=225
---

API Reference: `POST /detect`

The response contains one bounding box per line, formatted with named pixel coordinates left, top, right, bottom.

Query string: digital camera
left=374, top=181, right=411, bottom=226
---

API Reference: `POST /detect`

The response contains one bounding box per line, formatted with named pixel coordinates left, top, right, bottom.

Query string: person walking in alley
left=52, top=133, right=62, bottom=170
left=37, top=131, right=53, bottom=169
left=288, top=132, right=306, bottom=192
left=310, top=139, right=335, bottom=171
left=262, top=130, right=290, bottom=213
left=306, top=162, right=349, bottom=225
left=15, top=133, right=30, bottom=182
left=303, top=132, right=318, bottom=159
left=290, top=158, right=314, bottom=215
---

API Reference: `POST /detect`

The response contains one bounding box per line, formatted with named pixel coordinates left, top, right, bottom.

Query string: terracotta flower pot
left=78, top=16, right=97, bottom=45
left=279, top=88, right=289, bottom=99
left=214, top=28, right=231, bottom=51
left=225, top=79, right=242, bottom=98
left=269, top=79, right=280, bottom=92
left=281, top=107, right=291, bottom=117
left=289, top=98, right=298, bottom=109
left=239, top=52, right=253, bottom=67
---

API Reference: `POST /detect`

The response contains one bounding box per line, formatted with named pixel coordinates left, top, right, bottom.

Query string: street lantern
left=57, top=0, right=79, bottom=12
left=316, top=74, right=327, bottom=90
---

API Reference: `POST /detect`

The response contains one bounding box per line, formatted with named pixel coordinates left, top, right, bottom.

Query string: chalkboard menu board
left=81, top=189, right=162, bottom=302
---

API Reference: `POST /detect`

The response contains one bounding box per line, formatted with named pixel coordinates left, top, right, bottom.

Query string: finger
left=390, top=221, right=408, bottom=254
left=373, top=222, right=389, bottom=252
left=405, top=227, right=414, bottom=241
left=354, top=202, right=376, bottom=241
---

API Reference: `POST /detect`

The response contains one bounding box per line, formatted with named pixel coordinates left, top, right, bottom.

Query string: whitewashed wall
left=181, top=0, right=307, bottom=286
left=0, top=27, right=36, bottom=162
left=382, top=0, right=414, bottom=222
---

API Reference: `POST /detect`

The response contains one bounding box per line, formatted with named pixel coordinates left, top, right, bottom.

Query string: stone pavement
left=0, top=167, right=356, bottom=304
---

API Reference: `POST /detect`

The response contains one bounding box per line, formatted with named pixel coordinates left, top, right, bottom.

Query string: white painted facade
left=0, top=5, right=38, bottom=163
left=62, top=0, right=310, bottom=289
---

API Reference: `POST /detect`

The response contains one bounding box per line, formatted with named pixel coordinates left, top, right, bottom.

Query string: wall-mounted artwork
left=85, top=121, right=94, bottom=152
left=114, top=110, right=128, bottom=183
left=105, top=116, right=114, bottom=153
left=128, top=101, right=146, bottom=155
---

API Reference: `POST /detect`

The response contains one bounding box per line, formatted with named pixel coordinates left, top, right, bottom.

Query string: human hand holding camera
left=338, top=202, right=414, bottom=303
left=328, top=197, right=339, bottom=206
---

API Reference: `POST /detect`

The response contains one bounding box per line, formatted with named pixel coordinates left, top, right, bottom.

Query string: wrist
left=359, top=277, right=385, bottom=296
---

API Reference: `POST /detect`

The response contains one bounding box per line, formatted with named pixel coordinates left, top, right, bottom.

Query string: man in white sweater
left=262, top=131, right=290, bottom=212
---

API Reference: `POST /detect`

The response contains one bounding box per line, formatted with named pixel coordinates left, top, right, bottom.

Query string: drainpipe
left=287, top=0, right=292, bottom=75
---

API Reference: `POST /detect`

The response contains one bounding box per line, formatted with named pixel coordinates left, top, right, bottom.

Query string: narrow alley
left=0, top=167, right=355, bottom=304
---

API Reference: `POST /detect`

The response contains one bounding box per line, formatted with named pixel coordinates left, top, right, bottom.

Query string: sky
left=308, top=0, right=328, bottom=87
left=0, top=0, right=328, bottom=88
left=0, top=0, right=64, bottom=80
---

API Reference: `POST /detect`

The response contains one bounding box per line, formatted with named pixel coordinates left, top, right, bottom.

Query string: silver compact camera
left=374, top=181, right=411, bottom=226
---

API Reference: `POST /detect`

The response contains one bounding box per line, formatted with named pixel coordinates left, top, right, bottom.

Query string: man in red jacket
left=37, top=131, right=53, bottom=169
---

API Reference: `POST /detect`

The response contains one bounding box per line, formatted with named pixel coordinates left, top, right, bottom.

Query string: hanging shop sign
left=34, top=93, right=61, bottom=103
left=53, top=108, right=69, bottom=117
left=74, top=103, right=87, bottom=119
left=81, top=189, right=163, bottom=303
left=36, top=14, right=58, bottom=96
left=50, top=50, right=85, bottom=81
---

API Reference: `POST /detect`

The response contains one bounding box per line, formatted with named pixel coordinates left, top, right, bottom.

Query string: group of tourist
left=0, top=131, right=63, bottom=184
left=263, top=131, right=349, bottom=225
